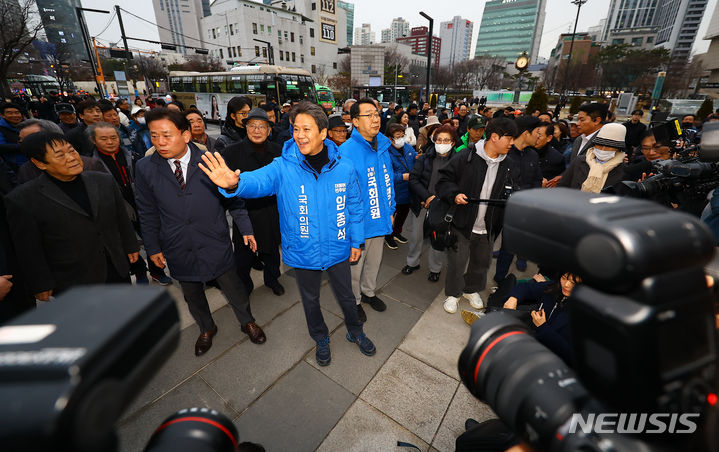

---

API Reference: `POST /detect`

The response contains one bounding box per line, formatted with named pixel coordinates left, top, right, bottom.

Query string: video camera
left=0, top=286, right=239, bottom=452
left=458, top=188, right=718, bottom=451
left=617, top=121, right=719, bottom=216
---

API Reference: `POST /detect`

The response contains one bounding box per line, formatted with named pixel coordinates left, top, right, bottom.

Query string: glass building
left=474, top=0, right=546, bottom=63
left=338, top=1, right=354, bottom=46
left=35, top=0, right=84, bottom=61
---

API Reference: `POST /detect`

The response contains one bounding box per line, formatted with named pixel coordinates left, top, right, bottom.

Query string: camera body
left=459, top=189, right=718, bottom=451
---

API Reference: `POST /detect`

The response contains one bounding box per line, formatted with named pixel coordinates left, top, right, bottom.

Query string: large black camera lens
left=458, top=312, right=591, bottom=451
left=144, top=408, right=238, bottom=452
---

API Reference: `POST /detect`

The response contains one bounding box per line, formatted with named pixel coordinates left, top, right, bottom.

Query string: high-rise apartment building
left=390, top=17, right=410, bottom=40
left=338, top=1, right=354, bottom=45
left=654, top=0, right=708, bottom=60
left=396, top=26, right=441, bottom=70
left=380, top=28, right=392, bottom=43
left=601, top=0, right=658, bottom=42
left=474, top=0, right=546, bottom=64
left=354, top=23, right=374, bottom=45
left=152, top=0, right=207, bottom=55
left=439, top=16, right=473, bottom=67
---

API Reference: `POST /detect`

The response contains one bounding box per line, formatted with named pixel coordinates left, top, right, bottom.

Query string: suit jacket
left=5, top=171, right=139, bottom=295
left=134, top=142, right=253, bottom=282
left=569, top=131, right=599, bottom=162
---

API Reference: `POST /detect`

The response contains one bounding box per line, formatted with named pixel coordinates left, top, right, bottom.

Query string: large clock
left=515, top=54, right=529, bottom=71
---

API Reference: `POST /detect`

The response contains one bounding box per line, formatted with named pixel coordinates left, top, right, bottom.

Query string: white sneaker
left=443, top=296, right=460, bottom=314
left=464, top=292, right=484, bottom=310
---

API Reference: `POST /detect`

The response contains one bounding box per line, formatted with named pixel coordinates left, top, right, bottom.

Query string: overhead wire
left=119, top=7, right=221, bottom=48
left=94, top=10, right=117, bottom=39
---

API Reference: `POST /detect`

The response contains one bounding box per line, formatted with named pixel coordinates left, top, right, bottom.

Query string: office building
left=33, top=0, right=84, bottom=61
left=654, top=0, right=708, bottom=60
left=545, top=32, right=601, bottom=91
left=396, top=26, right=441, bottom=70
left=474, top=0, right=546, bottom=64
left=587, top=19, right=606, bottom=43
left=601, top=0, right=658, bottom=42
left=607, top=27, right=659, bottom=49
left=152, top=0, right=207, bottom=55
left=354, top=23, right=375, bottom=45
left=338, top=1, right=354, bottom=45
left=439, top=16, right=473, bottom=67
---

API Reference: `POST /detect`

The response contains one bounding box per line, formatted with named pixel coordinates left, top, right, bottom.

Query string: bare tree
left=338, top=55, right=351, bottom=74
left=136, top=56, right=168, bottom=93
left=0, top=0, right=45, bottom=96
left=47, top=42, right=74, bottom=92
left=474, top=56, right=506, bottom=90
left=315, top=64, right=329, bottom=85
left=433, top=66, right=453, bottom=91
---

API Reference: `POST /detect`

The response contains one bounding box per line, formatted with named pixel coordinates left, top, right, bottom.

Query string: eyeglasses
left=356, top=113, right=381, bottom=120
left=247, top=124, right=268, bottom=131
left=434, top=138, right=454, bottom=144
left=641, top=144, right=667, bottom=152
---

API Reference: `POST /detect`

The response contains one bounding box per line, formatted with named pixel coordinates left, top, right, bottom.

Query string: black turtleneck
left=305, top=146, right=329, bottom=174
left=48, top=174, right=92, bottom=215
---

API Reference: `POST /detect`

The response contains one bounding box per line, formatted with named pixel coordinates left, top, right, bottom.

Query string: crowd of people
left=0, top=87, right=701, bottom=368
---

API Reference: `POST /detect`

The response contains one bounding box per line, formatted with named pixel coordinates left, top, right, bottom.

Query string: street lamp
left=561, top=0, right=588, bottom=98
left=419, top=11, right=433, bottom=103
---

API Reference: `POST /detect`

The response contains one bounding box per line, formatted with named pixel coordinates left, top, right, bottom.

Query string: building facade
left=439, top=16, right=473, bottom=67
left=545, top=32, right=601, bottom=91
left=354, top=23, right=374, bottom=45
left=601, top=0, right=658, bottom=42
left=390, top=17, right=410, bottom=41
left=474, top=0, right=546, bottom=64
left=607, top=27, right=659, bottom=49
left=396, top=26, right=441, bottom=70
left=654, top=0, right=708, bottom=60
left=200, top=0, right=347, bottom=77
left=33, top=0, right=84, bottom=61
left=152, top=0, right=207, bottom=55
left=338, top=1, right=354, bottom=45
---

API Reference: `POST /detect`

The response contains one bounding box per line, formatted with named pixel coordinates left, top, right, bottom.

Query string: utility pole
left=92, top=37, right=108, bottom=97
left=420, top=12, right=433, bottom=104
left=561, top=0, right=588, bottom=97
left=115, top=5, right=137, bottom=97
left=254, top=39, right=274, bottom=65
left=76, top=7, right=109, bottom=97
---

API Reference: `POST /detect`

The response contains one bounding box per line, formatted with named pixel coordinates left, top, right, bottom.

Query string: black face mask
left=682, top=122, right=694, bottom=130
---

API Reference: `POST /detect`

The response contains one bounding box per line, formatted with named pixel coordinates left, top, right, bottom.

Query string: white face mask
left=593, top=148, right=616, bottom=162
left=393, top=137, right=405, bottom=148
left=435, top=143, right=453, bottom=155
left=137, top=117, right=146, bottom=125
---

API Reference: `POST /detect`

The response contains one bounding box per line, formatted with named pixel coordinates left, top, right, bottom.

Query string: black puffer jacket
left=507, top=145, right=542, bottom=190
left=214, top=122, right=247, bottom=155
left=408, top=144, right=452, bottom=216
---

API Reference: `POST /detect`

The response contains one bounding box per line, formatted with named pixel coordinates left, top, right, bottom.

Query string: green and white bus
left=315, top=84, right=336, bottom=113
left=169, top=65, right=317, bottom=120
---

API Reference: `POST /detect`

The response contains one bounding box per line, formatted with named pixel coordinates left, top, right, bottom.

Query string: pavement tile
left=431, top=384, right=497, bottom=452
left=246, top=273, right=301, bottom=325
left=379, top=262, right=445, bottom=311
left=234, top=362, right=355, bottom=451
left=121, top=304, right=254, bottom=421
left=398, top=291, right=472, bottom=380
left=360, top=349, right=458, bottom=443
left=306, top=296, right=423, bottom=395
left=317, top=399, right=429, bottom=452
left=200, top=302, right=343, bottom=413
left=117, top=376, right=239, bottom=452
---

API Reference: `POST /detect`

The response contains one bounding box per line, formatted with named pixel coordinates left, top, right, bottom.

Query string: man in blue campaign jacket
left=385, top=122, right=417, bottom=250
left=339, top=99, right=396, bottom=322
left=199, top=101, right=377, bottom=367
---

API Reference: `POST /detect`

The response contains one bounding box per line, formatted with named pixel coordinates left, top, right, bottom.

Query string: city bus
left=10, top=75, right=61, bottom=97
left=315, top=84, right=336, bottom=112
left=169, top=65, right=317, bottom=120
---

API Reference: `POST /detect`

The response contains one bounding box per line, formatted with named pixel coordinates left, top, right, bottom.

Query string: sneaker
left=428, top=271, right=440, bottom=282
left=401, top=264, right=420, bottom=275
left=151, top=274, right=172, bottom=286
left=461, top=310, right=485, bottom=326
left=393, top=233, right=408, bottom=244
left=361, top=294, right=387, bottom=312
left=316, top=336, right=331, bottom=366
left=384, top=235, right=398, bottom=250
left=463, top=292, right=484, bottom=310
left=357, top=304, right=367, bottom=322
left=346, top=331, right=376, bottom=356
left=135, top=274, right=149, bottom=285
left=443, top=296, right=460, bottom=314
left=515, top=258, right=527, bottom=272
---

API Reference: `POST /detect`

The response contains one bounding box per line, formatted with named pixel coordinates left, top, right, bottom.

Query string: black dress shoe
left=267, top=282, right=285, bottom=296
left=195, top=326, right=218, bottom=356
left=402, top=264, right=420, bottom=275
left=251, top=255, right=264, bottom=270
left=241, top=322, right=267, bottom=344
left=361, top=294, right=387, bottom=312
left=428, top=271, right=440, bottom=282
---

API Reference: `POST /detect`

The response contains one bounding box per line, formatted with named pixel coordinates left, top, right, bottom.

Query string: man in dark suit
left=568, top=103, right=607, bottom=163
left=5, top=132, right=139, bottom=301
left=135, top=108, right=266, bottom=356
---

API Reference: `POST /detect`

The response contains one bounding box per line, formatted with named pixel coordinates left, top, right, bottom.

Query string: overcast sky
left=81, top=0, right=718, bottom=60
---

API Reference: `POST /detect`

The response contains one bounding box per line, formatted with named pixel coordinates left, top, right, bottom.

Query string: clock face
left=516, top=57, right=529, bottom=70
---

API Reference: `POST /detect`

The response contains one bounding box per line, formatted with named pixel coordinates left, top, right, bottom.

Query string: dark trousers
left=294, top=260, right=363, bottom=342
left=445, top=230, right=492, bottom=297
left=106, top=256, right=131, bottom=284
left=178, top=265, right=254, bottom=333
left=129, top=255, right=166, bottom=278
left=392, top=204, right=411, bottom=235
left=234, top=239, right=281, bottom=294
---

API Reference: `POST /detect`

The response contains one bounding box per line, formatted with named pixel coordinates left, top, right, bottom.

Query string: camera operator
left=558, top=123, right=627, bottom=193
left=625, top=128, right=673, bottom=181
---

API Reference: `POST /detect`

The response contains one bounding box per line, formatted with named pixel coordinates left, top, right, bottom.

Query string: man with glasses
left=339, top=98, right=395, bottom=322
left=327, top=115, right=348, bottom=146
left=223, top=108, right=284, bottom=296
left=214, top=96, right=252, bottom=155
left=185, top=108, right=216, bottom=152
left=626, top=129, right=673, bottom=181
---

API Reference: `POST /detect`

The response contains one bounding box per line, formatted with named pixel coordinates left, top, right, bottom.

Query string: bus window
left=182, top=77, right=194, bottom=92
left=196, top=76, right=209, bottom=93
left=228, top=75, right=246, bottom=93
left=211, top=76, right=226, bottom=93
left=170, top=77, right=183, bottom=92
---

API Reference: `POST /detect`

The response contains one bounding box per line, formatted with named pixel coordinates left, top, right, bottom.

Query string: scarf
left=581, top=148, right=625, bottom=193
